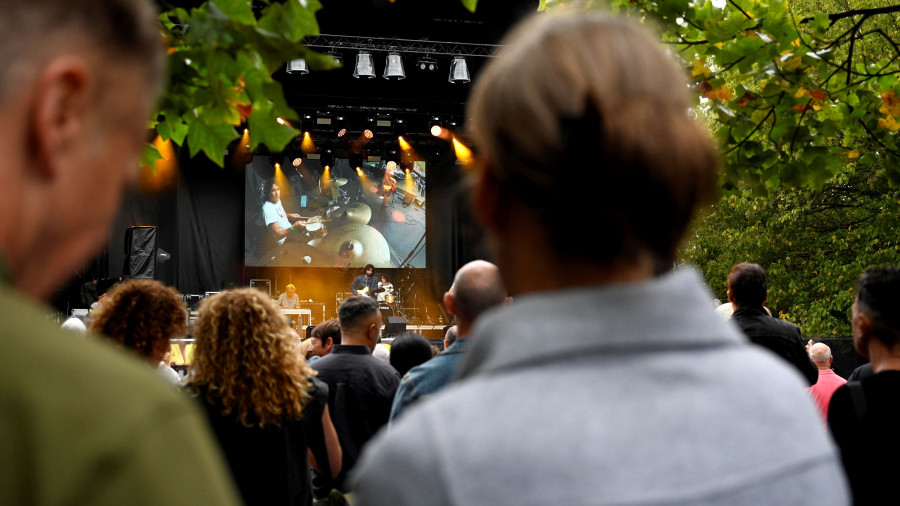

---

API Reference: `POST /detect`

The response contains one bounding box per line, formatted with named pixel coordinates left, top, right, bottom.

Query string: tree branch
left=729, top=0, right=754, bottom=20
left=724, top=107, right=775, bottom=155
left=800, top=5, right=900, bottom=25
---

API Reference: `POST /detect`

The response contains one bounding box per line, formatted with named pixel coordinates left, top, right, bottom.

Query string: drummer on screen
left=351, top=264, right=380, bottom=298
left=262, top=181, right=307, bottom=245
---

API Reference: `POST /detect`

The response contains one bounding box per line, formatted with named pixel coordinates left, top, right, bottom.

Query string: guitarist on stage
left=351, top=264, right=380, bottom=298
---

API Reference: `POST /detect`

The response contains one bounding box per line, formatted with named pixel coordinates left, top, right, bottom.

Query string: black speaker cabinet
left=383, top=316, right=407, bottom=337
left=124, top=226, right=158, bottom=279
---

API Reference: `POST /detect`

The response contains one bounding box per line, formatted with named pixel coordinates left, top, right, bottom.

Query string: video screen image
left=244, top=156, right=426, bottom=268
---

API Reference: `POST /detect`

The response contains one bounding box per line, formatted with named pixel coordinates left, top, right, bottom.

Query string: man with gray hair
left=0, top=0, right=239, bottom=504
left=807, top=342, right=847, bottom=421
left=389, top=260, right=507, bottom=421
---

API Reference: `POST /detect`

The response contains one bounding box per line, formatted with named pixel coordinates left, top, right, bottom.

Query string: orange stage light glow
left=292, top=158, right=302, bottom=167
left=398, top=136, right=412, bottom=151
left=363, top=129, right=374, bottom=139
left=301, top=131, right=316, bottom=153
left=452, top=136, right=473, bottom=166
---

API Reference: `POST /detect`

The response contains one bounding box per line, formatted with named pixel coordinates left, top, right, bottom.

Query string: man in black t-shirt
left=828, top=266, right=900, bottom=505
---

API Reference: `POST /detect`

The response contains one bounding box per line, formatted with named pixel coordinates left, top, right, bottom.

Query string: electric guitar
left=356, top=286, right=385, bottom=298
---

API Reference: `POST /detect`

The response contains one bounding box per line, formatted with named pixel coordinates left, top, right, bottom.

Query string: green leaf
left=158, top=115, right=189, bottom=146
left=140, top=142, right=163, bottom=171
left=186, top=120, right=239, bottom=167
left=247, top=102, right=299, bottom=153
left=460, top=0, right=478, bottom=13
left=211, top=0, right=255, bottom=25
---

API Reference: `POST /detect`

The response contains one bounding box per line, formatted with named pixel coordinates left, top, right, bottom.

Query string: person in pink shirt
left=807, top=342, right=847, bottom=421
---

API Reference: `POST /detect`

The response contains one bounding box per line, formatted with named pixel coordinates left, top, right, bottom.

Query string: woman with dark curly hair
left=185, top=288, right=341, bottom=506
left=88, top=278, right=186, bottom=384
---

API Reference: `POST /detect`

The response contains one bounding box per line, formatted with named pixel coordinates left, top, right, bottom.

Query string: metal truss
left=302, top=34, right=501, bottom=58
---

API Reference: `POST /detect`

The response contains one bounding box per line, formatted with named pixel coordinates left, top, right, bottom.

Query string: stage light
left=292, top=158, right=302, bottom=167
left=448, top=56, right=470, bottom=83
left=274, top=162, right=281, bottom=170
left=431, top=125, right=443, bottom=137
left=383, top=52, right=405, bottom=80
left=453, top=136, right=473, bottom=165
left=276, top=117, right=286, bottom=125
left=353, top=52, right=375, bottom=78
left=300, top=131, right=316, bottom=153
left=416, top=56, right=437, bottom=71
left=337, top=128, right=347, bottom=138
left=363, top=129, right=374, bottom=139
left=386, top=160, right=398, bottom=171
left=398, top=136, right=412, bottom=151
left=286, top=59, right=309, bottom=75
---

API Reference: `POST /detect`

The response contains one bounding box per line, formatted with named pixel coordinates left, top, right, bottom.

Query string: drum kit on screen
left=265, top=177, right=391, bottom=267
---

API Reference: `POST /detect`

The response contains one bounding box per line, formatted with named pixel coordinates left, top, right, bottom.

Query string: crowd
left=1, top=1, right=897, bottom=505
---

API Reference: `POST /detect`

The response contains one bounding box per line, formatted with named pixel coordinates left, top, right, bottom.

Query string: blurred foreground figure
left=0, top=0, right=238, bottom=503
left=352, top=10, right=848, bottom=505
left=828, top=266, right=900, bottom=505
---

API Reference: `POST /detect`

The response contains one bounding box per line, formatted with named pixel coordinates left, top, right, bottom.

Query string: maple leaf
left=691, top=58, right=713, bottom=79
left=792, top=104, right=811, bottom=113
left=877, top=114, right=900, bottom=132
left=879, top=90, right=900, bottom=117
left=809, top=89, right=827, bottom=101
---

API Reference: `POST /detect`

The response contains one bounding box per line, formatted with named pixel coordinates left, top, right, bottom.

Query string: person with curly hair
left=185, top=288, right=342, bottom=506
left=88, top=278, right=187, bottom=384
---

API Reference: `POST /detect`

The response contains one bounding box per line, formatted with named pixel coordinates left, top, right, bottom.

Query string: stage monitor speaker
left=124, top=226, right=158, bottom=279
left=383, top=316, right=407, bottom=337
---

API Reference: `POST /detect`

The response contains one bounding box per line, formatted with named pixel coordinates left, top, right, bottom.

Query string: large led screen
left=244, top=156, right=426, bottom=268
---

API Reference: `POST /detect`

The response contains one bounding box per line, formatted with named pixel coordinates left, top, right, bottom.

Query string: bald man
left=807, top=343, right=847, bottom=421
left=390, top=260, right=507, bottom=422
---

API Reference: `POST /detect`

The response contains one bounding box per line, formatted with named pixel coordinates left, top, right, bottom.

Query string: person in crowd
left=728, top=263, right=819, bottom=385
left=351, top=11, right=848, bottom=505
left=443, top=325, right=457, bottom=350
left=389, top=332, right=433, bottom=377
left=390, top=260, right=507, bottom=422
left=0, top=0, right=240, bottom=503
left=158, top=351, right=180, bottom=384
left=311, top=296, right=400, bottom=497
left=88, top=279, right=188, bottom=385
left=277, top=283, right=301, bottom=309
left=307, top=319, right=341, bottom=363
left=186, top=289, right=342, bottom=506
left=807, top=342, right=847, bottom=422
left=81, top=276, right=100, bottom=306
left=828, top=266, right=900, bottom=505
left=61, top=315, right=88, bottom=334
left=263, top=181, right=308, bottom=245
left=373, top=339, right=391, bottom=364
left=351, top=264, right=379, bottom=297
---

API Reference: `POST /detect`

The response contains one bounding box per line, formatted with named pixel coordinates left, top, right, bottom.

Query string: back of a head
left=466, top=11, right=718, bottom=265
left=0, top=0, right=165, bottom=102
left=389, top=332, right=434, bottom=377
left=808, top=343, right=831, bottom=364
left=312, top=319, right=342, bottom=345
left=190, top=288, right=312, bottom=427
left=729, top=263, right=767, bottom=307
left=339, top=296, right=380, bottom=332
left=856, top=265, right=900, bottom=347
left=451, top=260, right=507, bottom=324
left=88, top=279, right=186, bottom=361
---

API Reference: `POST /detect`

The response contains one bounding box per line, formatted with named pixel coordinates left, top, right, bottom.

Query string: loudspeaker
left=383, top=316, right=407, bottom=337
left=124, top=226, right=158, bottom=279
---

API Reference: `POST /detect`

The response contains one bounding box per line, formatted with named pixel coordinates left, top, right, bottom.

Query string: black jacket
left=731, top=305, right=818, bottom=386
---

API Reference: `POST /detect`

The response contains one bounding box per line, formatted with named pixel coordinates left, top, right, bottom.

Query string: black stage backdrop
left=52, top=146, right=490, bottom=323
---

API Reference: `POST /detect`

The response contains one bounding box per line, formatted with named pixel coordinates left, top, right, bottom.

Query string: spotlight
left=416, top=56, right=438, bottom=71
left=383, top=52, right=405, bottom=80
left=448, top=56, right=470, bottom=83
left=286, top=59, right=309, bottom=75
left=292, top=158, right=302, bottom=167
left=429, top=117, right=443, bottom=137
left=363, top=129, right=374, bottom=139
left=431, top=125, right=443, bottom=137
left=337, top=128, right=348, bottom=138
left=386, top=160, right=398, bottom=171
left=353, top=52, right=375, bottom=78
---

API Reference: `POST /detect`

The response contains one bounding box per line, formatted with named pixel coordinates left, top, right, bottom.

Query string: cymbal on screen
left=319, top=223, right=390, bottom=267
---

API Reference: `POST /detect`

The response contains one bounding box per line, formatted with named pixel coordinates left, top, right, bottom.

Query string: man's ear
left=443, top=291, right=456, bottom=317
left=28, top=58, right=92, bottom=179
left=856, top=312, right=873, bottom=354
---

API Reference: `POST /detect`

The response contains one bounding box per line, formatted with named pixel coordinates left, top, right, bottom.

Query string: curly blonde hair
left=88, top=278, right=187, bottom=362
left=187, top=288, right=313, bottom=428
